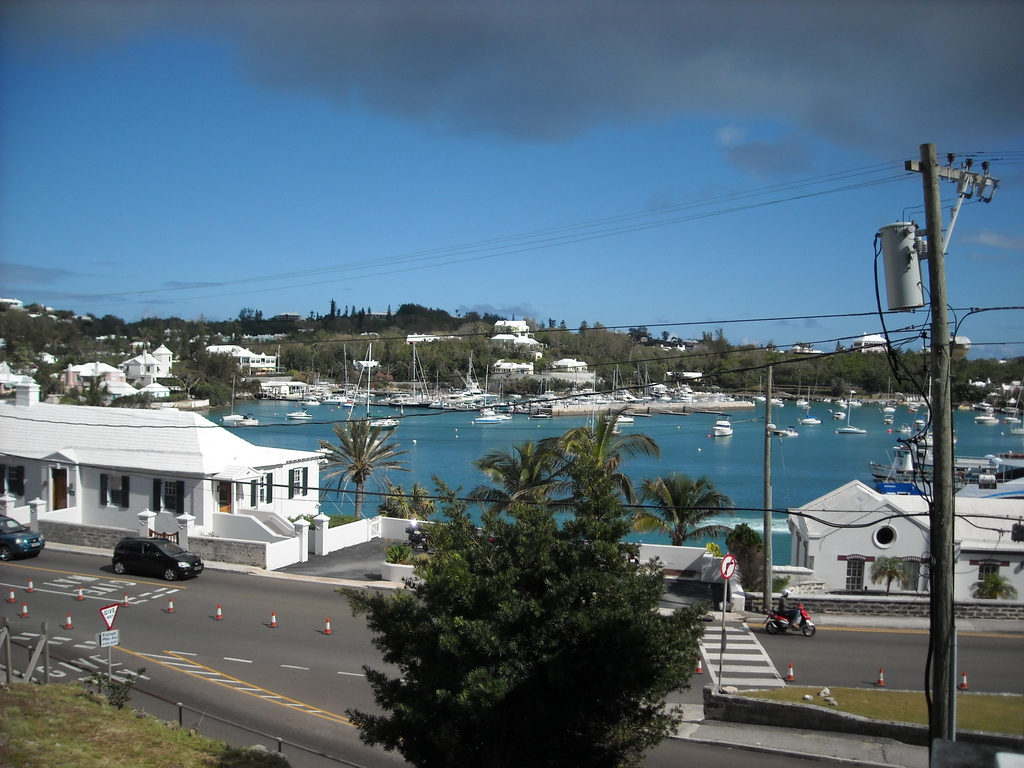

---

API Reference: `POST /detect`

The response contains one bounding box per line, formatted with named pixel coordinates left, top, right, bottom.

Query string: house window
left=845, top=558, right=865, bottom=591
left=2, top=465, right=26, bottom=497
left=873, top=525, right=897, bottom=548
left=901, top=557, right=925, bottom=592
left=265, top=472, right=274, bottom=503
left=152, top=479, right=185, bottom=514
left=288, top=468, right=302, bottom=499
left=100, top=474, right=130, bottom=508
left=979, top=561, right=1000, bottom=579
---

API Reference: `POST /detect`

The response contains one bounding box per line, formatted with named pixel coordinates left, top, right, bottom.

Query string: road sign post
left=98, top=603, right=120, bottom=680
left=717, top=554, right=738, bottom=692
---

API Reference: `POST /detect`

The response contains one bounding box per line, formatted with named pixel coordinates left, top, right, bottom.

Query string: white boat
left=474, top=408, right=512, bottom=424
left=370, top=417, right=399, bottom=429
left=1010, top=426, right=1024, bottom=436
left=883, top=415, right=894, bottom=425
left=899, top=423, right=913, bottom=434
left=773, top=426, right=799, bottom=438
left=798, top=414, right=822, bottom=426
left=711, top=416, right=733, bottom=437
left=236, top=413, right=259, bottom=427
left=832, top=410, right=847, bottom=421
left=299, top=397, right=320, bottom=406
left=222, top=413, right=243, bottom=425
left=617, top=413, right=635, bottom=424
left=836, top=392, right=866, bottom=435
left=975, top=409, right=999, bottom=425
left=322, top=395, right=346, bottom=405
left=286, top=409, right=312, bottom=420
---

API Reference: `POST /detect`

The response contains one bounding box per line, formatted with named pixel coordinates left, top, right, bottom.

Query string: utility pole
left=763, top=366, right=773, bottom=611
left=903, top=144, right=999, bottom=748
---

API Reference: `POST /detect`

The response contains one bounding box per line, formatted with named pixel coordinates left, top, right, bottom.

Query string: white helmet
left=781, top=588, right=791, bottom=597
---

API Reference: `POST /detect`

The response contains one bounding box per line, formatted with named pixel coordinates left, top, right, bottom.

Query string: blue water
left=214, top=400, right=1023, bottom=563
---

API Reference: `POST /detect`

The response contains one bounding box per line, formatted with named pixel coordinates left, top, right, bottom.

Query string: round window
left=873, top=525, right=897, bottom=548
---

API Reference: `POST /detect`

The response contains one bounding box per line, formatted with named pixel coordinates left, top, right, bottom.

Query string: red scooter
left=764, top=603, right=816, bottom=636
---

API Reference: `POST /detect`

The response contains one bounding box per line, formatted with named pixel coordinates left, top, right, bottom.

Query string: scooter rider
left=777, top=588, right=801, bottom=627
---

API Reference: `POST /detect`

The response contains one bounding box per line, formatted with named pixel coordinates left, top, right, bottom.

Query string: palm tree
left=546, top=409, right=660, bottom=503
left=468, top=441, right=569, bottom=511
left=378, top=482, right=436, bottom=520
left=632, top=473, right=734, bottom=546
left=870, top=556, right=910, bottom=594
left=971, top=573, right=1018, bottom=600
left=319, top=420, right=409, bottom=518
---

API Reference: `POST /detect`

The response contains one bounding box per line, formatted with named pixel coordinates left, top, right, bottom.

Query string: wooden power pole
left=762, top=366, right=773, bottom=610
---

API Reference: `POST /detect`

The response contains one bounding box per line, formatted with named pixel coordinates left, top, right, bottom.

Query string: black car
left=112, top=537, right=203, bottom=581
left=0, top=515, right=45, bottom=561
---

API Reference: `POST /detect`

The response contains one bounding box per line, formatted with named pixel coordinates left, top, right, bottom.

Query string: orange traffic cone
left=695, top=656, right=703, bottom=674
left=26, top=580, right=35, bottom=593
left=324, top=618, right=332, bottom=635
left=64, top=612, right=74, bottom=630
left=6, top=588, right=15, bottom=604
left=122, top=593, right=130, bottom=608
left=787, top=663, right=795, bottom=681
left=215, top=604, right=223, bottom=620
left=75, top=585, right=84, bottom=601
left=20, top=602, right=29, bottom=618
left=270, top=611, right=277, bottom=628
left=958, top=671, right=968, bottom=691
left=166, top=597, right=175, bottom=614
left=876, top=668, right=886, bottom=687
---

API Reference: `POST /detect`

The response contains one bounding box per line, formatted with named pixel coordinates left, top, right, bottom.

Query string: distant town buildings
left=120, top=344, right=174, bottom=385
left=491, top=319, right=542, bottom=348
left=206, top=344, right=278, bottom=373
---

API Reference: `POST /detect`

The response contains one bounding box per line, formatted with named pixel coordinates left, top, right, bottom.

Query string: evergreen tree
left=344, top=467, right=704, bottom=768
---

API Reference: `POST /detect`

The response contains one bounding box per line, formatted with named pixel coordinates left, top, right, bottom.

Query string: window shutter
left=152, top=479, right=162, bottom=511
left=302, top=466, right=309, bottom=496
left=0, top=464, right=6, bottom=494
left=250, top=480, right=258, bottom=507
left=265, top=472, right=273, bottom=502
left=100, top=474, right=109, bottom=505
left=288, top=468, right=296, bottom=499
left=121, top=476, right=130, bottom=508
left=13, top=466, right=25, bottom=497
left=175, top=481, right=185, bottom=514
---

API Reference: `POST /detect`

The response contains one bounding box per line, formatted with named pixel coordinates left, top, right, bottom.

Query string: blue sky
left=2, top=1, right=1022, bottom=358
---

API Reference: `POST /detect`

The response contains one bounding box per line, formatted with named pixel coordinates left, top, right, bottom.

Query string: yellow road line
left=117, top=646, right=352, bottom=726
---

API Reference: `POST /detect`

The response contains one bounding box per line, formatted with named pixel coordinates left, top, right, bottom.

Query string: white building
left=491, top=319, right=542, bottom=348
left=852, top=333, right=888, bottom=353
left=788, top=480, right=1024, bottom=600
left=0, top=382, right=320, bottom=569
left=0, top=361, right=34, bottom=393
left=63, top=362, right=138, bottom=399
left=206, top=344, right=278, bottom=373
left=550, top=358, right=589, bottom=373
left=121, top=344, right=174, bottom=385
left=492, top=359, right=534, bottom=375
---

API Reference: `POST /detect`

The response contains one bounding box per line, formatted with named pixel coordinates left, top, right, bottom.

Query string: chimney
left=15, top=381, right=40, bottom=407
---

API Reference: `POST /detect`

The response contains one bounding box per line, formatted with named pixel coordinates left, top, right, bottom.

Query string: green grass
left=737, top=686, right=1024, bottom=735
left=0, top=684, right=288, bottom=768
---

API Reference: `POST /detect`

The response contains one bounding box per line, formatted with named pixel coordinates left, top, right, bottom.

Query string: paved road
left=3, top=549, right=1020, bottom=767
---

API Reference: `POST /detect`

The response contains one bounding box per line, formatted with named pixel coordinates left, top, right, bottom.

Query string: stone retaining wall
left=788, top=595, right=1024, bottom=620
left=39, top=521, right=133, bottom=551
left=702, top=686, right=1024, bottom=752
left=187, top=537, right=267, bottom=568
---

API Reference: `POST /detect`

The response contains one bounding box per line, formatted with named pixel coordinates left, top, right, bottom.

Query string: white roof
left=68, top=362, right=121, bottom=376
left=0, top=400, right=319, bottom=477
left=791, top=480, right=1024, bottom=553
left=139, top=382, right=171, bottom=394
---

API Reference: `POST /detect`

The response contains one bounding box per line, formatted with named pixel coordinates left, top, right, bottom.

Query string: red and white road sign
left=99, top=603, right=119, bottom=630
left=720, top=554, right=738, bottom=580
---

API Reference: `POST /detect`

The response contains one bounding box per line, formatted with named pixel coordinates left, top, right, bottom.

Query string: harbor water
left=212, top=400, right=1023, bottom=564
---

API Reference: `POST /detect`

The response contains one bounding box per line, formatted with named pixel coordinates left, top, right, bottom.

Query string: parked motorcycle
left=764, top=603, right=816, bottom=636
left=405, top=523, right=430, bottom=552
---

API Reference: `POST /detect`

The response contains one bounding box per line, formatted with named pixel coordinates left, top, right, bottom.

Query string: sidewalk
left=671, top=704, right=928, bottom=767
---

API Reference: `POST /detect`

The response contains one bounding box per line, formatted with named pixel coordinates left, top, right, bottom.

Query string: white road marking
left=224, top=657, right=253, bottom=663
left=281, top=664, right=309, bottom=670
left=167, top=650, right=197, bottom=656
left=337, top=671, right=364, bottom=677
left=75, top=658, right=99, bottom=669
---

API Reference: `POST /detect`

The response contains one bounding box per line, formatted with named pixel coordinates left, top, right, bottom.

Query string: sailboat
left=221, top=376, right=260, bottom=427
left=836, top=392, right=866, bottom=435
